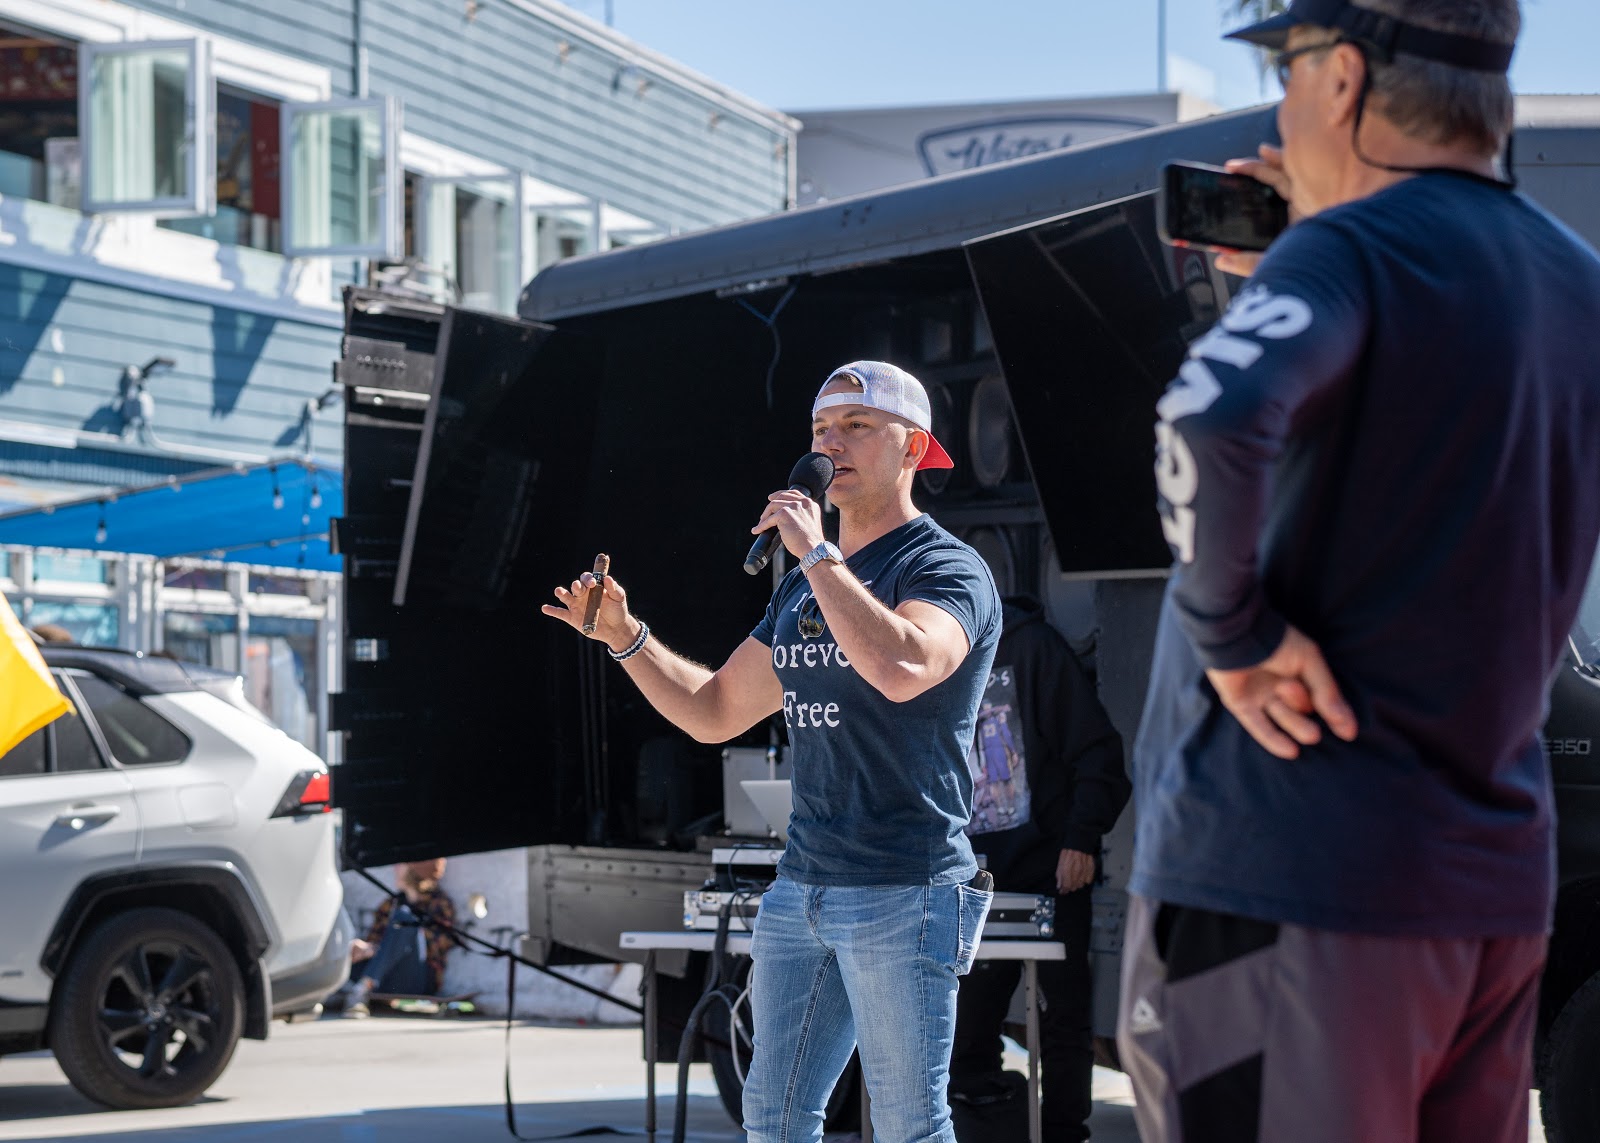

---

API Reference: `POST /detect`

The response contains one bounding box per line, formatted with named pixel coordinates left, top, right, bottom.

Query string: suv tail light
left=272, top=769, right=332, bottom=817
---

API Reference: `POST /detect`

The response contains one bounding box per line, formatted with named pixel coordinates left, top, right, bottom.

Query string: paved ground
left=0, top=1016, right=1140, bottom=1143
left=0, top=1015, right=1548, bottom=1141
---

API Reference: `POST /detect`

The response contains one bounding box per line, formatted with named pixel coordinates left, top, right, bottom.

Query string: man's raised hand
left=542, top=571, right=637, bottom=653
left=752, top=489, right=827, bottom=560
left=1214, top=144, right=1294, bottom=278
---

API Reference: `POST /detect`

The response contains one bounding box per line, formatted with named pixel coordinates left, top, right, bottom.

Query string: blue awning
left=0, top=460, right=343, bottom=571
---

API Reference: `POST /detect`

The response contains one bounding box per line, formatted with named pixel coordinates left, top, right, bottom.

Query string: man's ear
left=1326, top=41, right=1368, bottom=129
left=905, top=428, right=929, bottom=470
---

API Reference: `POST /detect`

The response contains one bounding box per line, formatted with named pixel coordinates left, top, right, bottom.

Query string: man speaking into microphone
left=542, top=361, right=1001, bottom=1143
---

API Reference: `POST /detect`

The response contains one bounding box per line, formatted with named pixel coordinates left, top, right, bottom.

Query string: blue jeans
left=743, top=876, right=993, bottom=1143
left=358, top=903, right=429, bottom=994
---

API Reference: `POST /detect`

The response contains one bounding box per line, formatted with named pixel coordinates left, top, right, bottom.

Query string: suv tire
left=49, top=907, right=244, bottom=1109
left=1540, top=966, right=1600, bottom=1142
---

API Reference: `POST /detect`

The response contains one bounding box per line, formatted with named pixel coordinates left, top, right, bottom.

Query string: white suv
left=0, top=646, right=350, bottom=1109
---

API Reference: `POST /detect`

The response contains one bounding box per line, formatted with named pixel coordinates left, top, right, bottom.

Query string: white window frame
left=78, top=37, right=214, bottom=217
left=417, top=172, right=524, bottom=313
left=522, top=173, right=599, bottom=278
left=281, top=96, right=403, bottom=260
left=0, top=0, right=338, bottom=320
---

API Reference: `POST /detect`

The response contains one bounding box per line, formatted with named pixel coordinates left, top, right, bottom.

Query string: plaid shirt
left=366, top=887, right=457, bottom=994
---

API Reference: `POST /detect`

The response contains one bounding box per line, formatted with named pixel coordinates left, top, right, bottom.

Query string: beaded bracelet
left=608, top=621, right=650, bottom=662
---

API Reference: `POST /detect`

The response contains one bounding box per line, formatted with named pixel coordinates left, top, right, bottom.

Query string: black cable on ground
left=670, top=887, right=750, bottom=1143
left=503, top=950, right=637, bottom=1141
left=672, top=984, right=739, bottom=1143
left=352, top=865, right=658, bottom=1140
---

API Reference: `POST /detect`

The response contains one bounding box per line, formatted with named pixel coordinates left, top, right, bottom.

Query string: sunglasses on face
left=1274, top=40, right=1343, bottom=89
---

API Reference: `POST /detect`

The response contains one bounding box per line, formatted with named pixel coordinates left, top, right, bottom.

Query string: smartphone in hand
left=1159, top=161, right=1289, bottom=254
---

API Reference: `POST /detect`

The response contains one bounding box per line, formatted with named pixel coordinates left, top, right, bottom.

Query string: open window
left=525, top=176, right=597, bottom=276
left=161, top=83, right=282, bottom=252
left=417, top=173, right=522, bottom=314
left=0, top=21, right=81, bottom=209
left=964, top=192, right=1236, bottom=578
left=79, top=38, right=213, bottom=216
left=281, top=96, right=401, bottom=258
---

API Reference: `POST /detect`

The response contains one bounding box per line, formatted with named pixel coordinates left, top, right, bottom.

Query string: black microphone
left=743, top=452, right=836, bottom=575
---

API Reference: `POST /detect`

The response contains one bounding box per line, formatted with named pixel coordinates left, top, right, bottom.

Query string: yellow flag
left=0, top=592, right=68, bottom=757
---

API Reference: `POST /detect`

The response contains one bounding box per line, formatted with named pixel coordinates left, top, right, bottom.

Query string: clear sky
left=568, top=1, right=1599, bottom=114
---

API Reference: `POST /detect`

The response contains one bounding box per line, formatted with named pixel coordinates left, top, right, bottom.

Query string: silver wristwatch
left=800, top=541, right=844, bottom=572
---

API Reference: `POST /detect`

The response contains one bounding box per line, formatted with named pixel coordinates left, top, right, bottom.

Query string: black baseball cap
left=1225, top=0, right=1515, bottom=73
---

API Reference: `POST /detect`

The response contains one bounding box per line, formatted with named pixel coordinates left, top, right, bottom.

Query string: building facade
left=0, top=0, right=796, bottom=754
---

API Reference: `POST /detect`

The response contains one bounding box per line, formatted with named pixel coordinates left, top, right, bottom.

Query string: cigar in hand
left=582, top=553, right=610, bottom=635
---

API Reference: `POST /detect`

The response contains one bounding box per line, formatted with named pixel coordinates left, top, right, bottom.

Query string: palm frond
left=1224, top=0, right=1291, bottom=82
left=1225, top=0, right=1289, bottom=19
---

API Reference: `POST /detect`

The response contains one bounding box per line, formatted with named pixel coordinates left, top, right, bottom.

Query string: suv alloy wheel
left=49, top=907, right=244, bottom=1109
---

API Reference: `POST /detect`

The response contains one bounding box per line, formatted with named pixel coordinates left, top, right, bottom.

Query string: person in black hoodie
left=949, top=596, right=1129, bottom=1143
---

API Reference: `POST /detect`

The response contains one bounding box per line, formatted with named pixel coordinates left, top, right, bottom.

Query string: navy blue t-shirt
left=1135, top=172, right=1600, bottom=937
left=750, top=515, right=1002, bottom=887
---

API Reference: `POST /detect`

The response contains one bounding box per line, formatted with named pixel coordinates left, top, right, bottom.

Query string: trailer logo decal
left=915, top=115, right=1157, bottom=178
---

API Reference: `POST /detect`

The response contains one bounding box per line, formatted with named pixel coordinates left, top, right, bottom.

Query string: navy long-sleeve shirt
left=1131, top=171, right=1600, bottom=936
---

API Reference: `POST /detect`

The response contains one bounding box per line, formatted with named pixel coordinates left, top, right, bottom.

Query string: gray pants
left=1117, top=894, right=1545, bottom=1143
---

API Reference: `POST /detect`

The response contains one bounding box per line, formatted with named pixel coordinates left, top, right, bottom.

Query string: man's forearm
left=607, top=618, right=728, bottom=743
left=802, top=562, right=942, bottom=700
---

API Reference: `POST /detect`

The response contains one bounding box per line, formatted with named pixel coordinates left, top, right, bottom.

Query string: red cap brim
left=917, top=434, right=955, bottom=470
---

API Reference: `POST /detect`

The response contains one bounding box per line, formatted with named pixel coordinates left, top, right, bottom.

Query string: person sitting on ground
left=339, top=858, right=457, bottom=1016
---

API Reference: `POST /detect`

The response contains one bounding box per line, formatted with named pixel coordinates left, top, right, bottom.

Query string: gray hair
left=1354, top=0, right=1520, bottom=156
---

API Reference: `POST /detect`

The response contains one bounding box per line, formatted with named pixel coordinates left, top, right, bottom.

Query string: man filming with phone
left=543, top=361, right=1001, bottom=1143
left=1122, top=1, right=1600, bottom=1140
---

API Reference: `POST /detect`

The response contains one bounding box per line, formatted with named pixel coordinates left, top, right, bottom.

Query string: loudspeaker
left=967, top=374, right=1014, bottom=490
left=1040, top=532, right=1100, bottom=661
left=962, top=526, right=1018, bottom=597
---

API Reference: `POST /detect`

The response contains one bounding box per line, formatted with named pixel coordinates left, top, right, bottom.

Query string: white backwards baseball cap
left=813, top=360, right=954, bottom=471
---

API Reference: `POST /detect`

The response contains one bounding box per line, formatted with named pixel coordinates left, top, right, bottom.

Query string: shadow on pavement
left=0, top=1094, right=742, bottom=1143
left=0, top=1083, right=227, bottom=1123
left=0, top=1088, right=1144, bottom=1142
left=1087, top=1100, right=1141, bottom=1141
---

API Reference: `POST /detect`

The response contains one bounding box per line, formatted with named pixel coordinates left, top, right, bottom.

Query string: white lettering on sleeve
left=1154, top=421, right=1199, bottom=506
left=1189, top=326, right=1264, bottom=370
left=1153, top=284, right=1313, bottom=565
left=1155, top=358, right=1223, bottom=424
left=1156, top=406, right=1203, bottom=565
left=1221, top=284, right=1313, bottom=339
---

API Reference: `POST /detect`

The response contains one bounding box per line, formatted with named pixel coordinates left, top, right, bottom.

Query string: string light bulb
left=270, top=466, right=283, bottom=510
